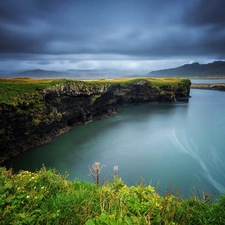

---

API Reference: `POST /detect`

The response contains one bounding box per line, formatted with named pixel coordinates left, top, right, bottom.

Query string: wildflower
left=88, top=161, right=105, bottom=185
left=113, top=166, right=119, bottom=175
left=26, top=195, right=30, bottom=199
left=92, top=161, right=100, bottom=171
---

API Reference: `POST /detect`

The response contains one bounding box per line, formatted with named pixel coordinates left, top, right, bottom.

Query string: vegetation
left=0, top=78, right=76, bottom=105
left=0, top=77, right=190, bottom=106
left=91, top=95, right=101, bottom=102
left=0, top=165, right=224, bottom=225
left=86, top=77, right=190, bottom=86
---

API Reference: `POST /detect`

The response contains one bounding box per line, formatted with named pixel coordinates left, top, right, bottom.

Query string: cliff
left=0, top=78, right=191, bottom=163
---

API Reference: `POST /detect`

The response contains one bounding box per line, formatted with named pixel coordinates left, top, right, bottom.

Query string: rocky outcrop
left=0, top=79, right=191, bottom=163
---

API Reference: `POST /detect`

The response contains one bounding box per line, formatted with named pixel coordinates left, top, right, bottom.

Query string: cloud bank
left=0, top=0, right=225, bottom=71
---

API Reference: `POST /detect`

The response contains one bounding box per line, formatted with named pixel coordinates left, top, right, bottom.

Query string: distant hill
left=1, top=69, right=149, bottom=79
left=148, top=61, right=225, bottom=77
left=3, top=61, right=225, bottom=79
left=10, top=69, right=67, bottom=78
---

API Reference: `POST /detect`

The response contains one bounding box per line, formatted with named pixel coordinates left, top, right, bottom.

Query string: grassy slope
left=0, top=77, right=190, bottom=106
left=0, top=167, right=224, bottom=225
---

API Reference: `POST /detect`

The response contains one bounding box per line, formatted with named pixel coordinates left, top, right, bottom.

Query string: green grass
left=0, top=78, right=77, bottom=105
left=85, top=77, right=190, bottom=86
left=0, top=166, right=224, bottom=225
left=91, top=95, right=101, bottom=102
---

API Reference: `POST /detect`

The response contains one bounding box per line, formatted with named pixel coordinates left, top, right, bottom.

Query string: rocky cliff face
left=0, top=78, right=191, bottom=163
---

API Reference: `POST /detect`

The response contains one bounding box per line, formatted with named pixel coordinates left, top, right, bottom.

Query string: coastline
left=191, top=83, right=225, bottom=91
left=0, top=77, right=191, bottom=163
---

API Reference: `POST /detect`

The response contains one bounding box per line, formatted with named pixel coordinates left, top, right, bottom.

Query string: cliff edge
left=0, top=77, right=191, bottom=163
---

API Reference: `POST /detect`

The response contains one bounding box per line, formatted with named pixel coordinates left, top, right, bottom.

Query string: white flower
left=113, top=166, right=119, bottom=172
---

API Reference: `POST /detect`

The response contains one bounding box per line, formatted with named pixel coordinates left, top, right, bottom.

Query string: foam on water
left=168, top=128, right=225, bottom=193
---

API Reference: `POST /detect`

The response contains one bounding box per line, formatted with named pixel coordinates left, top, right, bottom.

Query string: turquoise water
left=4, top=88, right=225, bottom=197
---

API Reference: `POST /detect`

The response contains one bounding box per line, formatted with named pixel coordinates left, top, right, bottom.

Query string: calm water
left=4, top=88, right=225, bottom=197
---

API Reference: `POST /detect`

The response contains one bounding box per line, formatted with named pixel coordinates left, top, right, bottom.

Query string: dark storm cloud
left=0, top=0, right=225, bottom=70
left=0, top=0, right=187, bottom=54
left=185, top=0, right=225, bottom=27
left=180, top=0, right=225, bottom=57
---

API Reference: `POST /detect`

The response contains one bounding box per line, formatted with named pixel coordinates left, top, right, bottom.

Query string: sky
left=0, top=0, right=225, bottom=72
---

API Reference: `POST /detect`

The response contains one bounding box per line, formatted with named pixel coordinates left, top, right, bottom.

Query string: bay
left=3, top=87, right=225, bottom=198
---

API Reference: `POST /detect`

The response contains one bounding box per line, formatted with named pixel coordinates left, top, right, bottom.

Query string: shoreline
left=191, top=83, right=225, bottom=91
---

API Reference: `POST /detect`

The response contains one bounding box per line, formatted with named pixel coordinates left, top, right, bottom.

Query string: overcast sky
left=0, top=0, right=225, bottom=71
